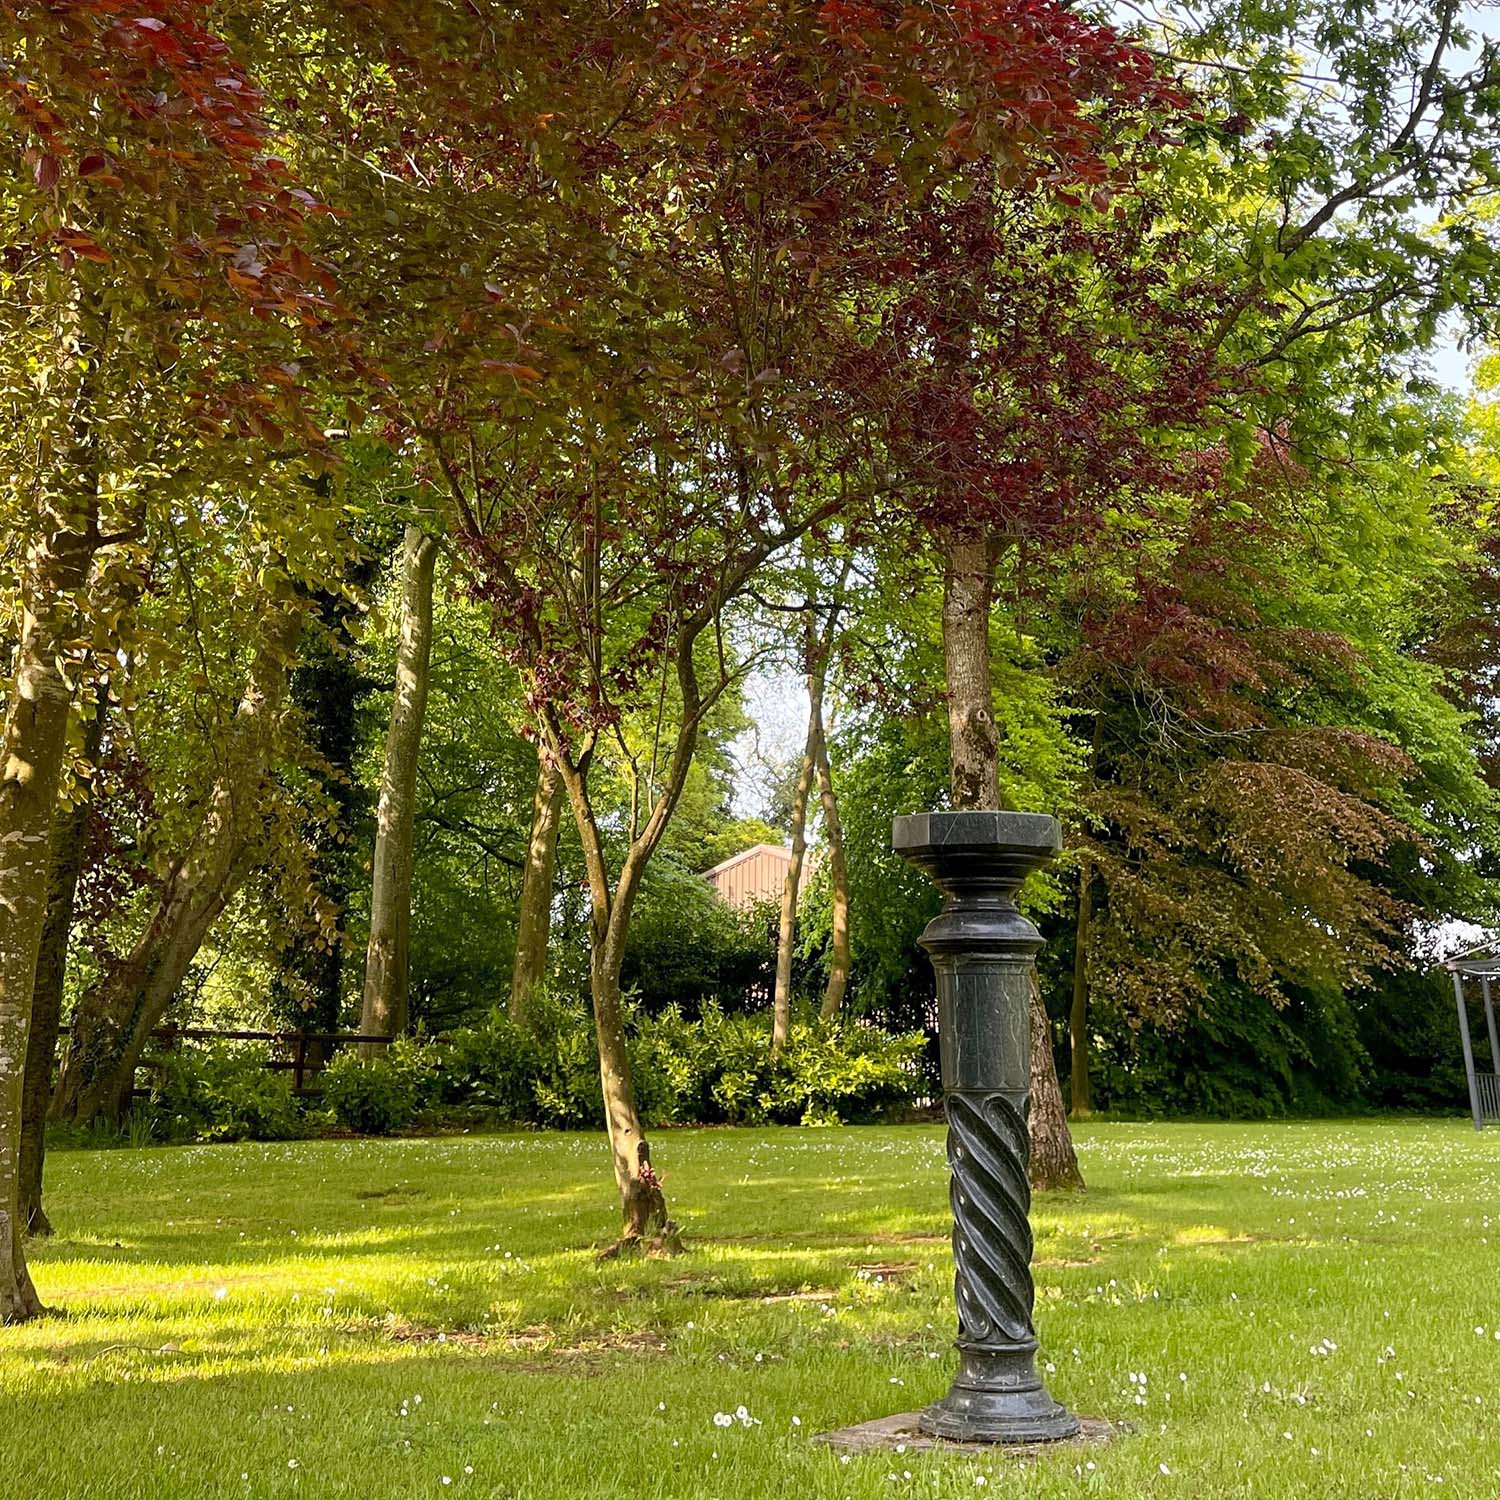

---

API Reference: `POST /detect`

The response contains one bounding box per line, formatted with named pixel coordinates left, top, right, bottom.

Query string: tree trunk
left=20, top=694, right=107, bottom=1236
left=52, top=592, right=303, bottom=1125
left=813, top=715, right=850, bottom=1019
left=771, top=670, right=821, bottom=1057
left=509, top=753, right=563, bottom=1023
left=524, top=522, right=782, bottom=1247
left=2, top=297, right=109, bottom=1316
left=274, top=543, right=383, bottom=1048
left=360, top=527, right=437, bottom=1050
left=941, top=531, right=1007, bottom=813
left=0, top=521, right=98, bottom=1320
left=1068, top=859, right=1094, bottom=1120
left=545, top=658, right=706, bottom=1249
left=937, top=528, right=1082, bottom=1189
left=1029, top=971, right=1084, bottom=1190
left=561, top=780, right=675, bottom=1250
left=592, top=945, right=670, bottom=1243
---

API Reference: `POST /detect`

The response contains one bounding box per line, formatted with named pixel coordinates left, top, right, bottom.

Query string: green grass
left=4, top=1120, right=1499, bottom=1498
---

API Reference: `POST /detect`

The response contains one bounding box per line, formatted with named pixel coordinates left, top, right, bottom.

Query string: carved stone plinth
left=815, top=1412, right=1118, bottom=1457
left=893, top=810, right=1078, bottom=1444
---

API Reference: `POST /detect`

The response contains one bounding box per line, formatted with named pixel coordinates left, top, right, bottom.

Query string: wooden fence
left=57, top=1025, right=402, bottom=1097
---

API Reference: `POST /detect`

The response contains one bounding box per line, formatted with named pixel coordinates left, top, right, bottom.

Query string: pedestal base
left=816, top=1411, right=1117, bottom=1457
left=920, top=1383, right=1080, bottom=1444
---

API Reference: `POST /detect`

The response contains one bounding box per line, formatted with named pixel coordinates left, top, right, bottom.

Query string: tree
left=772, top=553, right=856, bottom=1048
left=0, top=0, right=334, bottom=1321
left=1035, top=0, right=1500, bottom=1111
left=844, top=187, right=1228, bottom=1184
left=293, top=0, right=1205, bottom=1232
left=360, top=526, right=438, bottom=1047
left=1057, top=451, right=1495, bottom=1109
left=18, top=690, right=107, bottom=1235
left=812, top=706, right=853, bottom=1019
left=509, top=756, right=565, bottom=1023
left=52, top=580, right=307, bottom=1124
left=273, top=526, right=387, bottom=1047
left=1156, top=0, right=1500, bottom=375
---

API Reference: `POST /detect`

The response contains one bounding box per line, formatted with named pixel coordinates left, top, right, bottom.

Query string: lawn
left=4, top=1120, right=1498, bottom=1499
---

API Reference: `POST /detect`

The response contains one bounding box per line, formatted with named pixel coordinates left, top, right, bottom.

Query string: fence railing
left=58, top=1025, right=400, bottom=1096
left=1480, top=1070, right=1500, bottom=1125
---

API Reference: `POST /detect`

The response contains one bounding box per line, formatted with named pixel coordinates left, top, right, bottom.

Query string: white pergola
left=1442, top=946, right=1500, bottom=1131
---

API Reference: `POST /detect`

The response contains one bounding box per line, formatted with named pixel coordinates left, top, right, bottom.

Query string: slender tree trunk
left=591, top=929, right=669, bottom=1242
left=813, top=714, right=850, bottom=1019
left=52, top=593, right=303, bottom=1125
left=1029, top=971, right=1084, bottom=1190
left=562, top=781, right=676, bottom=1249
left=937, top=528, right=1082, bottom=1190
left=771, top=666, right=821, bottom=1056
left=544, top=632, right=713, bottom=1249
left=20, top=694, right=107, bottom=1236
left=360, top=527, right=437, bottom=1050
left=1069, top=859, right=1094, bottom=1120
left=509, top=753, right=563, bottom=1023
left=0, top=522, right=98, bottom=1319
left=521, top=520, right=778, bottom=1246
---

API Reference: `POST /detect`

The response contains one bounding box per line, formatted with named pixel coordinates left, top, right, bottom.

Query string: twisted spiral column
left=947, top=1090, right=1035, bottom=1346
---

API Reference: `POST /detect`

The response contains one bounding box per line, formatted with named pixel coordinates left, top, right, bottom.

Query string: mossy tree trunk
left=509, top=754, right=564, bottom=1023
left=360, top=527, right=437, bottom=1051
left=19, top=693, right=107, bottom=1236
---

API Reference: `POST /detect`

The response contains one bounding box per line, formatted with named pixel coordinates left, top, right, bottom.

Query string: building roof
left=700, top=842, right=791, bottom=879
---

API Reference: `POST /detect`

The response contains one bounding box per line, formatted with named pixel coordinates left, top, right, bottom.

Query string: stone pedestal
left=893, top=810, right=1078, bottom=1444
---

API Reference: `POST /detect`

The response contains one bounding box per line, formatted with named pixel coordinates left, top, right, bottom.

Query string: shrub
left=321, top=1051, right=419, bottom=1135
left=630, top=1004, right=714, bottom=1123
left=438, top=998, right=924, bottom=1129
left=621, top=861, right=776, bottom=1017
left=148, top=1044, right=305, bottom=1143
left=386, top=1035, right=446, bottom=1111
left=529, top=993, right=608, bottom=1128
left=779, top=1020, right=926, bottom=1124
left=441, top=1010, right=543, bottom=1119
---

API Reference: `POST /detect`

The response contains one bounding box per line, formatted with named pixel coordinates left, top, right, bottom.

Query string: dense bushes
left=319, top=995, right=927, bottom=1133
left=348, top=998, right=923, bottom=1134
left=148, top=1044, right=306, bottom=1142
left=130, top=1002, right=924, bottom=1140
left=1066, top=965, right=1470, bottom=1120
left=320, top=1039, right=436, bottom=1135
left=620, top=862, right=778, bottom=1017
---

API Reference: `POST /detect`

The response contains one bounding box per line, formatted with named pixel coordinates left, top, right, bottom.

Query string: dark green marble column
left=894, top=810, right=1079, bottom=1443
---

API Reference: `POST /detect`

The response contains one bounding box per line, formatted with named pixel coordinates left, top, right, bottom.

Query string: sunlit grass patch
left=3, top=1120, right=1498, bottom=1498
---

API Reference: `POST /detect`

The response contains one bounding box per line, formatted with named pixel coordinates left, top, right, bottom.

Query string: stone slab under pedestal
left=814, top=1412, right=1120, bottom=1459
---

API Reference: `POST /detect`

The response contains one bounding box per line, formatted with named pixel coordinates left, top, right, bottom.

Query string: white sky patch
left=731, top=665, right=809, bottom=820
